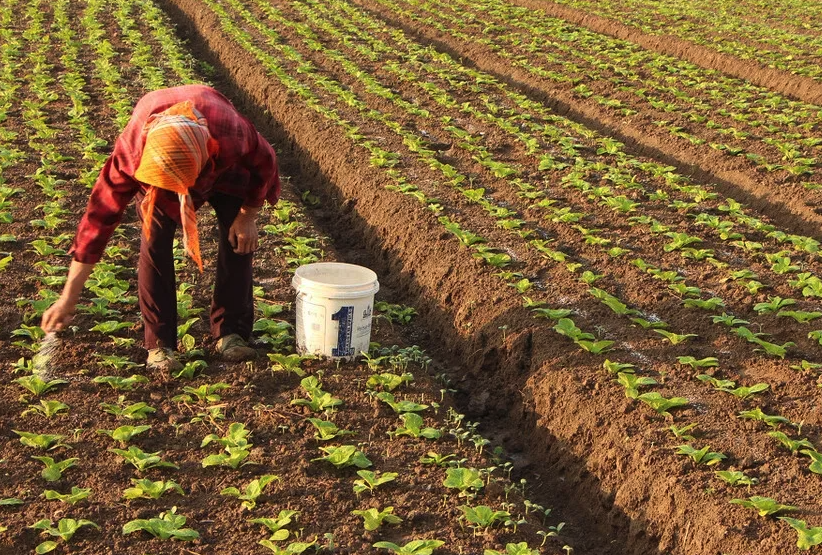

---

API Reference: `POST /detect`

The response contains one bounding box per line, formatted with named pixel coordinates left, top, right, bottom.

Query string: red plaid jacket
left=70, top=85, right=281, bottom=264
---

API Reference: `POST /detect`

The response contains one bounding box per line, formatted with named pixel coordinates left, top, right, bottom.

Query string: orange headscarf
left=134, top=100, right=218, bottom=272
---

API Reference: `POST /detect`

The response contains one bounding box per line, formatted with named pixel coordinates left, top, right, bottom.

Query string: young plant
left=100, top=396, right=155, bottom=420
left=42, top=487, right=91, bottom=505
left=389, top=413, right=441, bottom=439
left=769, top=431, right=815, bottom=454
left=14, top=374, right=68, bottom=397
left=250, top=509, right=300, bottom=542
left=800, top=449, right=822, bottom=474
left=459, top=505, right=511, bottom=533
left=268, top=353, right=309, bottom=377
left=174, top=382, right=230, bottom=404
left=676, top=356, right=719, bottom=369
left=637, top=392, right=688, bottom=418
left=122, top=507, right=199, bottom=541
left=312, top=445, right=372, bottom=469
left=375, top=391, right=428, bottom=413
left=730, top=496, right=796, bottom=517
left=306, top=418, right=354, bottom=441
left=92, top=374, right=149, bottom=391
left=484, top=543, right=539, bottom=555
left=13, top=431, right=68, bottom=450
left=110, top=446, right=178, bottom=471
left=372, top=540, right=445, bottom=555
left=715, top=470, right=758, bottom=487
left=221, top=474, right=280, bottom=510
left=291, top=377, right=343, bottom=413
left=259, top=540, right=317, bottom=554
left=443, top=467, right=484, bottom=498
left=351, top=506, right=402, bottom=531
left=779, top=517, right=822, bottom=550
left=616, top=372, right=657, bottom=399
left=653, top=329, right=698, bottom=345
left=738, top=407, right=792, bottom=428
left=418, top=451, right=456, bottom=467
left=97, top=425, right=151, bottom=445
left=669, top=423, right=698, bottom=442
left=21, top=400, right=69, bottom=419
left=29, top=518, right=99, bottom=553
left=353, top=470, right=398, bottom=497
left=366, top=372, right=414, bottom=391
left=32, top=456, right=79, bottom=482
left=123, top=479, right=184, bottom=500
left=676, top=444, right=727, bottom=466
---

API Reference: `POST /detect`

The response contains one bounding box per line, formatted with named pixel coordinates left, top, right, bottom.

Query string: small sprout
left=730, top=496, right=796, bottom=517
left=250, top=509, right=300, bottom=542
left=30, top=517, right=99, bottom=553
left=221, top=475, right=280, bottom=510
left=372, top=540, right=445, bottom=555
left=779, top=517, right=822, bottom=550
left=351, top=506, right=402, bottom=531
left=110, top=446, right=178, bottom=471
left=97, top=425, right=151, bottom=445
left=42, top=487, right=92, bottom=505
left=32, top=457, right=79, bottom=482
left=715, top=470, right=758, bottom=487
left=353, top=470, right=398, bottom=497
left=443, top=467, right=484, bottom=498
left=122, top=507, right=199, bottom=541
left=312, top=445, right=372, bottom=469
left=123, top=479, right=184, bottom=500
left=676, top=444, right=727, bottom=466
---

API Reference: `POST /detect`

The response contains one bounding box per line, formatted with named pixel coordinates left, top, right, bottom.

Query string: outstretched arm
left=41, top=260, right=95, bottom=332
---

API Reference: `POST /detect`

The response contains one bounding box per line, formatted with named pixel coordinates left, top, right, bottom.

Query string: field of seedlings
left=2, top=0, right=822, bottom=553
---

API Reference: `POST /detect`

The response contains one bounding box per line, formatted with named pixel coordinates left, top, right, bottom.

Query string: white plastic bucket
left=292, top=262, right=380, bottom=359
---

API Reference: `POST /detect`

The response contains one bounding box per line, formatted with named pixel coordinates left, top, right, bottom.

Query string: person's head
left=134, top=100, right=219, bottom=193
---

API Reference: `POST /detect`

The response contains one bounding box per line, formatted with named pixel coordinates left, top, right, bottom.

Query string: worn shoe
left=146, top=347, right=183, bottom=373
left=217, top=333, right=257, bottom=362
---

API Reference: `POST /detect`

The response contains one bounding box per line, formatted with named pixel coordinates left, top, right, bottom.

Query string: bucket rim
left=292, top=262, right=379, bottom=295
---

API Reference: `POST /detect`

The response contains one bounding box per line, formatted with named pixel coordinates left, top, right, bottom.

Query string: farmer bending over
left=41, top=85, right=281, bottom=372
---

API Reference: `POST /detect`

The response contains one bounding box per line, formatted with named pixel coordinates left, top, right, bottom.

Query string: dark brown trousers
left=136, top=192, right=254, bottom=350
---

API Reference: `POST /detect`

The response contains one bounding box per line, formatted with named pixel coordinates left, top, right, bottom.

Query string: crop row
left=546, top=0, right=822, bottom=81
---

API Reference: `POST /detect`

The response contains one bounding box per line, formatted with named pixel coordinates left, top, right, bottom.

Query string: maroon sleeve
left=242, top=129, right=281, bottom=208
left=69, top=134, right=142, bottom=264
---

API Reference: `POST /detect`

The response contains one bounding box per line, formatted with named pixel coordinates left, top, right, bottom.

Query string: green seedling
left=576, top=339, right=614, bottom=354
left=676, top=444, right=727, bottom=466
left=778, top=310, right=822, bottom=324
left=353, top=470, right=397, bottom=497
left=730, top=496, right=796, bottom=517
left=173, top=359, right=207, bottom=380
left=616, top=372, right=657, bottom=399
left=366, top=372, right=414, bottom=391
left=122, top=507, right=199, bottom=541
left=459, top=505, right=511, bottom=533
left=779, top=517, right=822, bottom=550
left=375, top=301, right=417, bottom=324
left=389, top=412, right=441, bottom=439
left=629, top=317, right=669, bottom=330
left=801, top=449, right=822, bottom=474
left=443, top=467, right=484, bottom=498
left=722, top=383, right=769, bottom=400
left=372, top=540, right=445, bottom=555
left=100, top=397, right=155, bottom=420
left=257, top=302, right=287, bottom=318
left=307, top=418, right=354, bottom=441
left=14, top=431, right=68, bottom=450
left=668, top=283, right=702, bottom=298
left=669, top=423, right=698, bottom=442
left=419, top=451, right=456, bottom=466
left=531, top=307, right=573, bottom=320
left=291, top=377, right=343, bottom=413
left=95, top=353, right=140, bottom=371
left=484, top=543, right=539, bottom=555
left=682, top=297, right=725, bottom=311
left=30, top=517, right=99, bottom=553
left=375, top=391, right=428, bottom=413
left=792, top=360, right=822, bottom=372
left=22, top=400, right=69, bottom=419
left=637, top=392, right=688, bottom=418
left=14, top=375, right=68, bottom=396
left=90, top=321, right=134, bottom=335
left=42, top=487, right=91, bottom=505
left=259, top=540, right=317, bottom=554
left=664, top=232, right=701, bottom=251
left=677, top=356, right=719, bottom=369
left=110, top=446, right=178, bottom=471
left=0, top=498, right=23, bottom=506
left=589, top=287, right=639, bottom=316
left=738, top=408, right=792, bottom=429
left=697, top=375, right=736, bottom=390
left=715, top=470, right=758, bottom=487
left=174, top=382, right=230, bottom=404
left=32, top=456, right=79, bottom=482
left=553, top=318, right=594, bottom=342
left=123, top=478, right=184, bottom=500
left=312, top=445, right=372, bottom=469
left=202, top=422, right=252, bottom=448
left=221, top=474, right=279, bottom=510
left=97, top=425, right=151, bottom=445
left=653, top=329, right=698, bottom=345
left=603, top=360, right=636, bottom=374
left=202, top=445, right=255, bottom=470
left=92, top=375, right=149, bottom=391
left=754, top=296, right=796, bottom=314
left=250, top=509, right=300, bottom=541
left=268, top=353, right=309, bottom=377
left=352, top=506, right=402, bottom=531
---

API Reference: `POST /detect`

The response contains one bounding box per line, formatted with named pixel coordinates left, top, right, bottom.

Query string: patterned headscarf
left=134, top=100, right=218, bottom=272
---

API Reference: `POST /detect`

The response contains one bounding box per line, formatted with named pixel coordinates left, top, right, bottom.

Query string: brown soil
left=4, top=0, right=822, bottom=554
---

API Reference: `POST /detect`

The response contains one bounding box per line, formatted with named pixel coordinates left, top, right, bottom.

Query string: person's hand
left=41, top=297, right=77, bottom=333
left=229, top=209, right=259, bottom=254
